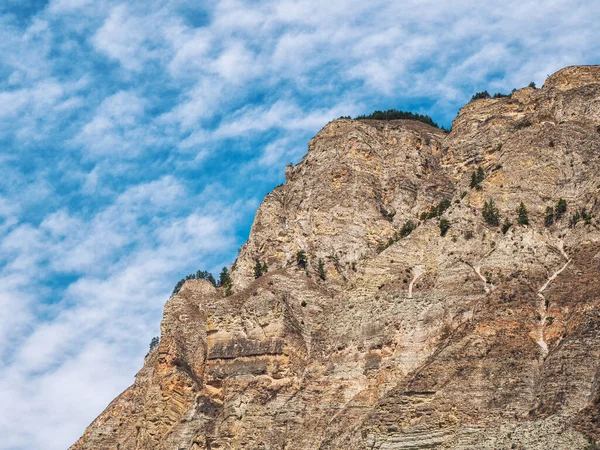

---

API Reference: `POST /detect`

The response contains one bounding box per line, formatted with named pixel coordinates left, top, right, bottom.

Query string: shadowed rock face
left=71, top=66, right=600, bottom=450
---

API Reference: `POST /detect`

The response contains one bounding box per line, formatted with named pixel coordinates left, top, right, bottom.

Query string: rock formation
left=71, top=65, right=600, bottom=449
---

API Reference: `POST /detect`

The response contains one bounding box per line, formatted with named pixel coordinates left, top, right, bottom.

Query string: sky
left=0, top=1, right=598, bottom=448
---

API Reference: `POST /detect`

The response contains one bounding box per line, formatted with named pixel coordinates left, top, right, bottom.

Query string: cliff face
left=72, top=65, right=600, bottom=450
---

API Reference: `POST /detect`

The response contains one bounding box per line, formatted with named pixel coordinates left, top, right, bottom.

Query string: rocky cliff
left=71, top=65, right=600, bottom=450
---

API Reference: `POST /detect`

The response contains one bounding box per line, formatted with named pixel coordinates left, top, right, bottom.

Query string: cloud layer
left=0, top=0, right=599, bottom=448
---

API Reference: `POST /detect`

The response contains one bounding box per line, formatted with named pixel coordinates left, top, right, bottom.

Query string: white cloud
left=2, top=1, right=600, bottom=449
left=160, top=76, right=227, bottom=129
left=92, top=5, right=153, bottom=72
left=180, top=100, right=360, bottom=149
left=254, top=136, right=305, bottom=174
left=72, top=90, right=169, bottom=157
left=48, top=0, right=95, bottom=13
left=92, top=4, right=180, bottom=72
left=0, top=175, right=239, bottom=449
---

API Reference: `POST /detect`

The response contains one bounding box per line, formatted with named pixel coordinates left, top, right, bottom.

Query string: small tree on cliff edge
left=518, top=202, right=529, bottom=225
left=219, top=267, right=233, bottom=296
left=149, top=336, right=159, bottom=351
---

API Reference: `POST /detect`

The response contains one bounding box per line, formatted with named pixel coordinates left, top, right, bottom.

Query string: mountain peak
left=544, top=65, right=600, bottom=91
left=71, top=66, right=600, bottom=450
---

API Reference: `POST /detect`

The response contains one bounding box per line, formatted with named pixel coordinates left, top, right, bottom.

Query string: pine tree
left=570, top=209, right=581, bottom=227
left=207, top=274, right=216, bottom=287
left=172, top=279, right=185, bottom=296
left=399, top=220, right=416, bottom=238
left=317, top=259, right=326, bottom=280
left=544, top=206, right=554, bottom=227
left=470, top=167, right=485, bottom=190
left=149, top=336, right=160, bottom=351
left=296, top=250, right=307, bottom=269
left=219, top=267, right=233, bottom=296
left=477, top=166, right=485, bottom=184
left=470, top=91, right=491, bottom=101
left=581, top=209, right=593, bottom=225
left=470, top=172, right=479, bottom=189
left=254, top=260, right=264, bottom=279
left=518, top=202, right=529, bottom=225
left=555, top=198, right=567, bottom=220
left=501, top=218, right=512, bottom=234
left=482, top=199, right=500, bottom=226
left=437, top=199, right=451, bottom=216
left=439, top=218, right=450, bottom=236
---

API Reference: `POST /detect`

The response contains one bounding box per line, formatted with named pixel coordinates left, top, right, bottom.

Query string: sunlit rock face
left=72, top=65, right=600, bottom=450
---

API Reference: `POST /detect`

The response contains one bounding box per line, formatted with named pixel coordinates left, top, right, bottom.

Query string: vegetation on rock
left=482, top=198, right=500, bottom=226
left=355, top=109, right=439, bottom=128
left=470, top=166, right=485, bottom=190
left=317, top=259, right=326, bottom=280
left=420, top=199, right=452, bottom=221
left=254, top=259, right=268, bottom=278
left=149, top=336, right=159, bottom=351
left=501, top=218, right=512, bottom=234
left=470, top=91, right=491, bottom=101
left=296, top=250, right=307, bottom=269
left=555, top=198, right=568, bottom=220
left=439, top=218, right=450, bottom=236
left=517, top=202, right=529, bottom=225
left=172, top=270, right=217, bottom=296
left=544, top=206, right=555, bottom=227
left=219, top=267, right=233, bottom=296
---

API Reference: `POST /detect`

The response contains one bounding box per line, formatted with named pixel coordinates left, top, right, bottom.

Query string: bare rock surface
left=71, top=65, right=600, bottom=450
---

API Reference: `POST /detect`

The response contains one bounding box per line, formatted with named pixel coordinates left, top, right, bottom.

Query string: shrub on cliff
left=517, top=202, right=529, bottom=225
left=377, top=221, right=419, bottom=253
left=171, top=279, right=185, bottom=296
left=470, top=91, right=491, bottom=102
left=439, top=218, right=450, bottom=236
left=296, top=250, right=307, bottom=269
left=470, top=167, right=485, bottom=189
left=482, top=199, right=500, bottom=226
left=570, top=208, right=593, bottom=227
left=171, top=269, right=218, bottom=296
left=555, top=198, right=567, bottom=220
left=219, top=267, right=233, bottom=296
left=544, top=206, right=554, bottom=227
left=317, top=259, right=326, bottom=280
left=196, top=270, right=217, bottom=286
left=399, top=220, right=417, bottom=238
left=149, top=336, right=159, bottom=351
left=437, top=199, right=451, bottom=216
left=254, top=260, right=268, bottom=278
left=420, top=199, right=452, bottom=221
left=354, top=109, right=439, bottom=128
left=502, top=218, right=512, bottom=234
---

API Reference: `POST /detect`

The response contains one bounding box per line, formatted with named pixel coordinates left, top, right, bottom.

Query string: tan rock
left=71, top=66, right=600, bottom=450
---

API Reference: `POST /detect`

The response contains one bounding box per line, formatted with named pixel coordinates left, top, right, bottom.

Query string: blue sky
left=0, top=1, right=598, bottom=448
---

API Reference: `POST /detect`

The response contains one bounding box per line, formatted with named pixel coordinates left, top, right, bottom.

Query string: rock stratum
left=72, top=65, right=600, bottom=450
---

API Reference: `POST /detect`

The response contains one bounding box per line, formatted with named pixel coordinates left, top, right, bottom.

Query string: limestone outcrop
left=72, top=65, right=600, bottom=450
